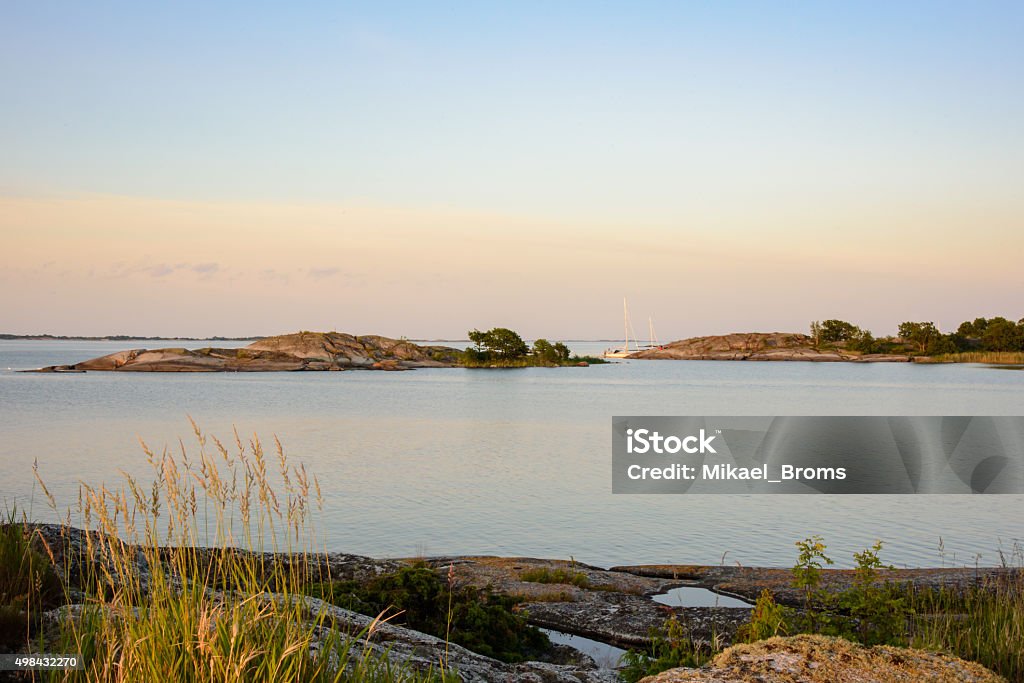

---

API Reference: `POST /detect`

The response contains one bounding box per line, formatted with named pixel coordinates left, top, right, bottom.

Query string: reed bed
left=30, top=419, right=451, bottom=682
left=920, top=351, right=1024, bottom=364
left=906, top=548, right=1024, bottom=682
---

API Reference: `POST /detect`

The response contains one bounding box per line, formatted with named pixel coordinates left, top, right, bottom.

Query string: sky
left=2, top=1, right=1022, bottom=339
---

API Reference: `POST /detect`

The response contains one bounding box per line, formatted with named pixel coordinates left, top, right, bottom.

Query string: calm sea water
left=1, top=339, right=1022, bottom=568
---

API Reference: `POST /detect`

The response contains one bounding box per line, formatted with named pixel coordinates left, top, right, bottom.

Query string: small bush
left=837, top=541, right=910, bottom=645
left=308, top=564, right=550, bottom=663
left=619, top=614, right=718, bottom=683
left=736, top=589, right=787, bottom=642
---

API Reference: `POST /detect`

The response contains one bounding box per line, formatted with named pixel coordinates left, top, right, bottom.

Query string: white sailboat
left=603, top=298, right=641, bottom=358
left=604, top=299, right=661, bottom=358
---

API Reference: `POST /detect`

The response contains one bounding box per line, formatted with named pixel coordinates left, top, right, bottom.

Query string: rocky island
left=627, top=316, right=1024, bottom=364
left=24, top=319, right=1024, bottom=371
left=628, top=333, right=912, bottom=362
left=29, top=327, right=604, bottom=372
left=31, top=331, right=463, bottom=372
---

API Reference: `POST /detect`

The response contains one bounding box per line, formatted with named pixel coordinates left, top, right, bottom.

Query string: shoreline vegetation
left=631, top=316, right=1024, bottom=364
left=461, top=328, right=605, bottom=367
left=2, top=429, right=1020, bottom=681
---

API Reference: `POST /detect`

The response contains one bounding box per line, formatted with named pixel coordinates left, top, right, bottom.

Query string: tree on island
left=897, top=322, right=940, bottom=353
left=808, top=316, right=1023, bottom=357
left=957, top=318, right=991, bottom=338
left=467, top=327, right=529, bottom=359
left=979, top=317, right=1024, bottom=352
left=810, top=319, right=877, bottom=351
left=532, top=339, right=571, bottom=364
left=463, top=328, right=599, bottom=366
left=813, top=320, right=862, bottom=343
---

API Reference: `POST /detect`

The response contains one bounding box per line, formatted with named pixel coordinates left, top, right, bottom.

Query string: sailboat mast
left=647, top=316, right=660, bottom=347
left=623, top=297, right=629, bottom=351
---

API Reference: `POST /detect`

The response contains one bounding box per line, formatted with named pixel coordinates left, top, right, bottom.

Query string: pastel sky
left=2, top=2, right=1022, bottom=339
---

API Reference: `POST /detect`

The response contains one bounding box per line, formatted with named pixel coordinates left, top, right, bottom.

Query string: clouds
left=191, top=262, right=219, bottom=276
left=71, top=261, right=354, bottom=284
left=1, top=192, right=1022, bottom=338
left=308, top=266, right=342, bottom=280
left=101, top=261, right=223, bottom=280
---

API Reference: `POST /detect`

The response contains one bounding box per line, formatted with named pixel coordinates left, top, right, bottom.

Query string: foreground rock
left=20, top=526, right=1016, bottom=682
left=638, top=634, right=1005, bottom=683
left=630, top=333, right=911, bottom=362
left=296, top=595, right=620, bottom=682
left=30, top=331, right=462, bottom=372
left=428, top=557, right=751, bottom=649
left=420, top=556, right=1022, bottom=654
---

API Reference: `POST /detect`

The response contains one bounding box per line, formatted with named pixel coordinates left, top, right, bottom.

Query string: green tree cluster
left=810, top=320, right=877, bottom=352
left=900, top=317, right=1024, bottom=354
left=957, top=317, right=1024, bottom=351
left=463, top=328, right=599, bottom=366
left=467, top=327, right=529, bottom=359
left=810, top=315, right=1024, bottom=355
left=531, top=338, right=571, bottom=364
left=897, top=321, right=941, bottom=353
left=812, top=319, right=861, bottom=343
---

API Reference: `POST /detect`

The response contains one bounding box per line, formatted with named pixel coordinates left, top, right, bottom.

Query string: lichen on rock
left=638, top=634, right=1006, bottom=683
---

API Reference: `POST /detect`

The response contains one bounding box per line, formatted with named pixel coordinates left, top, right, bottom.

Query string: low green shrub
left=735, top=589, right=787, bottom=642
left=307, top=564, right=549, bottom=663
left=518, top=566, right=591, bottom=588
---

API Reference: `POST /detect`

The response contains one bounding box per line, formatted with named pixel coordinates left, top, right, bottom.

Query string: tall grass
left=31, top=420, right=452, bottom=682
left=907, top=563, right=1024, bottom=681
left=0, top=506, right=62, bottom=650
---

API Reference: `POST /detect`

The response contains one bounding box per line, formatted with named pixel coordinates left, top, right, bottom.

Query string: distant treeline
left=809, top=317, right=1024, bottom=355
left=0, top=334, right=263, bottom=341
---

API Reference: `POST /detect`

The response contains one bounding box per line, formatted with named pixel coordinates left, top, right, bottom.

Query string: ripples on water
left=1, top=340, right=1022, bottom=568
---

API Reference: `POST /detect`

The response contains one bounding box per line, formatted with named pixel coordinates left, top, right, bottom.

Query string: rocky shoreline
left=20, top=524, right=1015, bottom=682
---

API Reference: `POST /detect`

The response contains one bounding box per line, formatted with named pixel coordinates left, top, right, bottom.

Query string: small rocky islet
left=31, top=331, right=463, bottom=372
left=629, top=332, right=913, bottom=362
